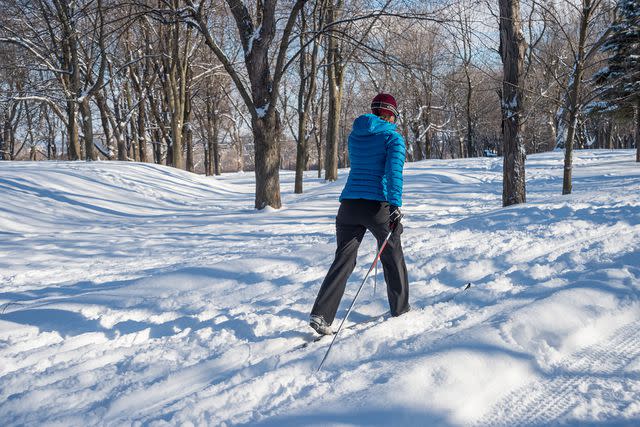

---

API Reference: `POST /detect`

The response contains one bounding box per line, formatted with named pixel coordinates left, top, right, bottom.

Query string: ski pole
left=373, top=243, right=379, bottom=297
left=317, top=228, right=395, bottom=373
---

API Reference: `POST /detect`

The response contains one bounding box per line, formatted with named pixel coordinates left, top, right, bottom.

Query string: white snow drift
left=0, top=150, right=639, bottom=426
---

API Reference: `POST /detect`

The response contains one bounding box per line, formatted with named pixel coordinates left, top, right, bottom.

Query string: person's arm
left=385, top=133, right=406, bottom=207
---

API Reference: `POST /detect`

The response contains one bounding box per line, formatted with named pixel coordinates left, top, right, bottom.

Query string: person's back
left=340, top=113, right=405, bottom=207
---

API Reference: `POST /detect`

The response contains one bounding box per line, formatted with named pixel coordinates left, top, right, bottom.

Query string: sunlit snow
left=1, top=150, right=639, bottom=426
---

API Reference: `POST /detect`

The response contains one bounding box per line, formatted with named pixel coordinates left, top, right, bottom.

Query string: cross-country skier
left=309, top=93, right=410, bottom=335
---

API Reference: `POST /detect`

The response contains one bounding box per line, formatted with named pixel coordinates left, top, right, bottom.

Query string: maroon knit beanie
left=371, top=93, right=399, bottom=118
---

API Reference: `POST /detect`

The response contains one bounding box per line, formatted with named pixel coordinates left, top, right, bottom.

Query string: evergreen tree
left=593, top=0, right=640, bottom=160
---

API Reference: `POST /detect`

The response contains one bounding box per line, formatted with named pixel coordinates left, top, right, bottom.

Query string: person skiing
left=310, top=93, right=410, bottom=335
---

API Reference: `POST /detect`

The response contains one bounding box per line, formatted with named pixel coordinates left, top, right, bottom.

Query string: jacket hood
left=351, top=114, right=396, bottom=137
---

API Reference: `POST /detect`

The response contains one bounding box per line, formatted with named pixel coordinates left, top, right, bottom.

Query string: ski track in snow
left=477, top=320, right=640, bottom=426
left=0, top=150, right=639, bottom=426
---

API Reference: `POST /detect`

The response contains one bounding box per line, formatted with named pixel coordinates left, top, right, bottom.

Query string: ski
left=439, top=282, right=472, bottom=303
left=343, top=311, right=391, bottom=330
left=293, top=311, right=390, bottom=351
left=294, top=283, right=472, bottom=354
left=293, top=334, right=328, bottom=351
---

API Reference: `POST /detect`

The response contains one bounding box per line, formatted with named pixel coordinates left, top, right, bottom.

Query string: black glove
left=389, top=205, right=403, bottom=231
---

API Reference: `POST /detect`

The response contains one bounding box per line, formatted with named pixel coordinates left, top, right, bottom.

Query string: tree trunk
left=123, top=81, right=138, bottom=161
left=236, top=136, right=244, bottom=172
left=411, top=119, right=423, bottom=161
left=66, top=99, right=81, bottom=160
left=317, top=73, right=326, bottom=178
left=324, top=1, right=343, bottom=182
left=499, top=0, right=527, bottom=207
left=161, top=20, right=189, bottom=170
left=204, top=143, right=210, bottom=175
left=1, top=112, right=9, bottom=160
left=153, top=129, right=162, bottom=164
left=168, top=112, right=181, bottom=167
left=424, top=134, right=432, bottom=160
left=184, top=78, right=194, bottom=173
left=9, top=118, right=17, bottom=159
left=48, top=137, right=56, bottom=159
left=465, top=67, right=474, bottom=157
left=205, top=103, right=214, bottom=176
left=213, top=118, right=221, bottom=175
left=166, top=131, right=174, bottom=167
left=185, top=127, right=194, bottom=172
left=547, top=110, right=556, bottom=152
left=325, top=80, right=342, bottom=181
left=339, top=94, right=350, bottom=168
left=205, top=102, right=221, bottom=176
left=44, top=114, right=57, bottom=160
left=562, top=1, right=592, bottom=195
left=401, top=116, right=413, bottom=162
left=138, top=100, right=147, bottom=162
left=112, top=99, right=127, bottom=161
left=423, top=111, right=432, bottom=160
left=294, top=9, right=317, bottom=193
left=95, top=93, right=114, bottom=159
left=183, top=61, right=194, bottom=173
left=79, top=98, right=96, bottom=161
left=636, top=99, right=640, bottom=162
left=59, top=0, right=81, bottom=161
left=294, top=113, right=309, bottom=193
left=294, top=11, right=308, bottom=193
left=147, top=88, right=170, bottom=162
left=253, top=114, right=282, bottom=209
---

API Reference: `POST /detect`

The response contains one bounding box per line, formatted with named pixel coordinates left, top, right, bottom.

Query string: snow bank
left=0, top=150, right=639, bottom=426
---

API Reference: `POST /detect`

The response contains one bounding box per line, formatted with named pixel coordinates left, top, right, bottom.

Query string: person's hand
left=389, top=206, right=403, bottom=230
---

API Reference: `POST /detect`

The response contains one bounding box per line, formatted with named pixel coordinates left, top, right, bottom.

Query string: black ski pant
left=311, top=199, right=410, bottom=324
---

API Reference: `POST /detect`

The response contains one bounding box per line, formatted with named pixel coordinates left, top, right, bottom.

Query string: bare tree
left=499, top=0, right=527, bottom=206
left=446, top=0, right=477, bottom=158
left=0, top=0, right=80, bottom=159
left=323, top=0, right=392, bottom=181
left=555, top=0, right=613, bottom=194
left=77, top=0, right=108, bottom=161
left=294, top=1, right=325, bottom=193
left=184, top=0, right=306, bottom=209
left=0, top=55, right=25, bottom=160
left=0, top=0, right=114, bottom=161
left=126, top=16, right=159, bottom=164
left=1, top=0, right=628, bottom=183
left=196, top=71, right=228, bottom=176
left=323, top=0, right=344, bottom=181
left=158, top=3, right=194, bottom=170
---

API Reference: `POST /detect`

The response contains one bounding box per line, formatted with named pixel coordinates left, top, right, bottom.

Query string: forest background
left=0, top=0, right=638, bottom=208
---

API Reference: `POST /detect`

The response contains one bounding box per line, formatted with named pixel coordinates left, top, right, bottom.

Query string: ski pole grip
left=390, top=211, right=404, bottom=232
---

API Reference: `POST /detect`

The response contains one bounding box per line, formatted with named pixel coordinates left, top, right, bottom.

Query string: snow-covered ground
left=1, top=150, right=639, bottom=426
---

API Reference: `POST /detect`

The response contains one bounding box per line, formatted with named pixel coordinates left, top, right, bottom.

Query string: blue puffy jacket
left=339, top=114, right=406, bottom=207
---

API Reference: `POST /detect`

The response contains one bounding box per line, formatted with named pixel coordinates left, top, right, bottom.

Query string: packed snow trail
left=478, top=320, right=640, bottom=426
left=0, top=150, right=639, bottom=426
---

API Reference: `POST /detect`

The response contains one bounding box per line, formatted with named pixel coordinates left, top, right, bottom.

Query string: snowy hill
left=1, top=150, right=639, bottom=426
